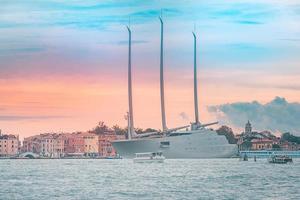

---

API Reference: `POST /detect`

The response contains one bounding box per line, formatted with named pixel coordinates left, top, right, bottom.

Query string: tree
left=134, top=128, right=159, bottom=134
left=241, top=141, right=252, bottom=150
left=281, top=132, right=300, bottom=144
left=135, top=128, right=144, bottom=134
left=216, top=125, right=237, bottom=144
left=91, top=121, right=111, bottom=135
left=112, top=125, right=127, bottom=135
left=272, top=144, right=281, bottom=150
left=144, top=128, right=159, bottom=133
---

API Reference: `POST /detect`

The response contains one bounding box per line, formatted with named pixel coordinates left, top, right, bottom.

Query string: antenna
left=127, top=25, right=134, bottom=139
left=159, top=16, right=168, bottom=132
left=192, top=31, right=200, bottom=125
left=128, top=16, right=131, bottom=28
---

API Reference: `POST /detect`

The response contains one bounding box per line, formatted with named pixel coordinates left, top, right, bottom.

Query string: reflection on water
left=1, top=159, right=300, bottom=200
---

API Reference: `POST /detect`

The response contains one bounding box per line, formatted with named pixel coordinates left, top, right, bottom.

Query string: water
left=0, top=159, right=299, bottom=200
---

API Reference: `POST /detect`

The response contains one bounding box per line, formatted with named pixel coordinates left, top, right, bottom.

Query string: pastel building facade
left=0, top=131, right=20, bottom=157
left=22, top=132, right=124, bottom=158
left=23, top=133, right=67, bottom=158
left=64, top=133, right=85, bottom=155
left=83, top=133, right=99, bottom=156
left=40, top=134, right=55, bottom=157
left=98, top=133, right=117, bottom=157
left=22, top=135, right=41, bottom=154
left=53, top=134, right=67, bottom=157
left=251, top=138, right=274, bottom=150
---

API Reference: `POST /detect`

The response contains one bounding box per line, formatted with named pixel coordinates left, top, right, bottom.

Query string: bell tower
left=245, top=120, right=252, bottom=135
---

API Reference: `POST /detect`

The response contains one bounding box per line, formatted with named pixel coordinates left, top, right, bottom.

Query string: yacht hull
left=112, top=129, right=238, bottom=159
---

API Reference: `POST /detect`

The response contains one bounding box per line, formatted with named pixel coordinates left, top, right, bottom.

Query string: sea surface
left=0, top=158, right=299, bottom=200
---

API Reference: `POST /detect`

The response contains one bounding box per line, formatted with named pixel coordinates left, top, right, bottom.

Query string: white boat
left=112, top=17, right=238, bottom=159
left=133, top=152, right=165, bottom=163
left=268, top=155, right=293, bottom=164
left=113, top=129, right=237, bottom=159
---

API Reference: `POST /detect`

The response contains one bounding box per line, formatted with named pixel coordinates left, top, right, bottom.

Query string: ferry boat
left=268, top=155, right=293, bottom=164
left=133, top=152, right=165, bottom=163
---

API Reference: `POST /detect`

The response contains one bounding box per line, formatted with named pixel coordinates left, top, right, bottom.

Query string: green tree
left=241, top=140, right=252, bottom=150
left=112, top=125, right=127, bottom=135
left=272, top=144, right=281, bottom=150
left=135, top=128, right=144, bottom=134
left=216, top=125, right=237, bottom=144
left=281, top=132, right=300, bottom=144
left=144, top=128, right=158, bottom=133
left=91, top=121, right=111, bottom=134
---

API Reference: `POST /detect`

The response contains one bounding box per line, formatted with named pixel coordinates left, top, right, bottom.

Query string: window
left=161, top=141, right=170, bottom=145
left=160, top=141, right=170, bottom=148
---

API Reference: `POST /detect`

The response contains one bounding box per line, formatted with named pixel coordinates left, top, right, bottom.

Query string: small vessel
left=268, top=155, right=293, bottom=164
left=133, top=152, right=165, bottom=163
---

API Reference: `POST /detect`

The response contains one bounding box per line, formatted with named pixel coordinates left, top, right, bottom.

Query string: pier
left=239, top=150, right=300, bottom=158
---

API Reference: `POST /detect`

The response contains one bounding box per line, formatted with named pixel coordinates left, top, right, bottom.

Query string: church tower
left=245, top=120, right=252, bottom=135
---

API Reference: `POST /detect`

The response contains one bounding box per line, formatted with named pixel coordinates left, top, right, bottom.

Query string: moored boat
left=268, top=155, right=293, bottom=164
left=133, top=152, right=165, bottom=163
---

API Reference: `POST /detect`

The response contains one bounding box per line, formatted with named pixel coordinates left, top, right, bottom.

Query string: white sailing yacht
left=112, top=17, right=238, bottom=158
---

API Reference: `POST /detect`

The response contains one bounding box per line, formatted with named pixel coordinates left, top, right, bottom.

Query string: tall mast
left=127, top=26, right=134, bottom=139
left=192, top=32, right=200, bottom=125
left=159, top=17, right=167, bottom=132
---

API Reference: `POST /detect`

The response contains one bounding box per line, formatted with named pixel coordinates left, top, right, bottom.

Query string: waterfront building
left=251, top=138, right=274, bottom=150
left=0, top=130, right=20, bottom=157
left=279, top=141, right=300, bottom=151
left=64, top=133, right=85, bottom=155
left=53, top=134, right=68, bottom=158
left=21, top=131, right=124, bottom=158
left=22, top=135, right=41, bottom=154
left=23, top=133, right=69, bottom=158
left=98, top=132, right=117, bottom=157
left=40, top=133, right=56, bottom=157
left=83, top=133, right=99, bottom=156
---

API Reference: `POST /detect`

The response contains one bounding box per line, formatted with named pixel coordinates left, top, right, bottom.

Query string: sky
left=0, top=0, right=300, bottom=138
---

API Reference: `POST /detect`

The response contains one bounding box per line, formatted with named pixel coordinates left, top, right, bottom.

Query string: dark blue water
left=0, top=159, right=299, bottom=200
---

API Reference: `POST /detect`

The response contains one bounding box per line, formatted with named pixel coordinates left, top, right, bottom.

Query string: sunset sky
left=1, top=0, right=300, bottom=138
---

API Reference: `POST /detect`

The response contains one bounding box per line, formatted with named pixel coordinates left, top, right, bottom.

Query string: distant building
left=251, top=138, right=274, bottom=150
left=82, top=133, right=99, bottom=156
left=64, top=133, right=85, bottom=155
left=245, top=120, right=252, bottom=135
left=98, top=132, right=117, bottom=157
left=237, top=121, right=280, bottom=151
left=0, top=130, right=20, bottom=157
left=22, top=135, right=41, bottom=154
left=23, top=133, right=68, bottom=158
left=53, top=134, right=67, bottom=158
left=40, top=134, right=56, bottom=157
left=279, top=141, right=300, bottom=151
left=21, top=130, right=123, bottom=158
